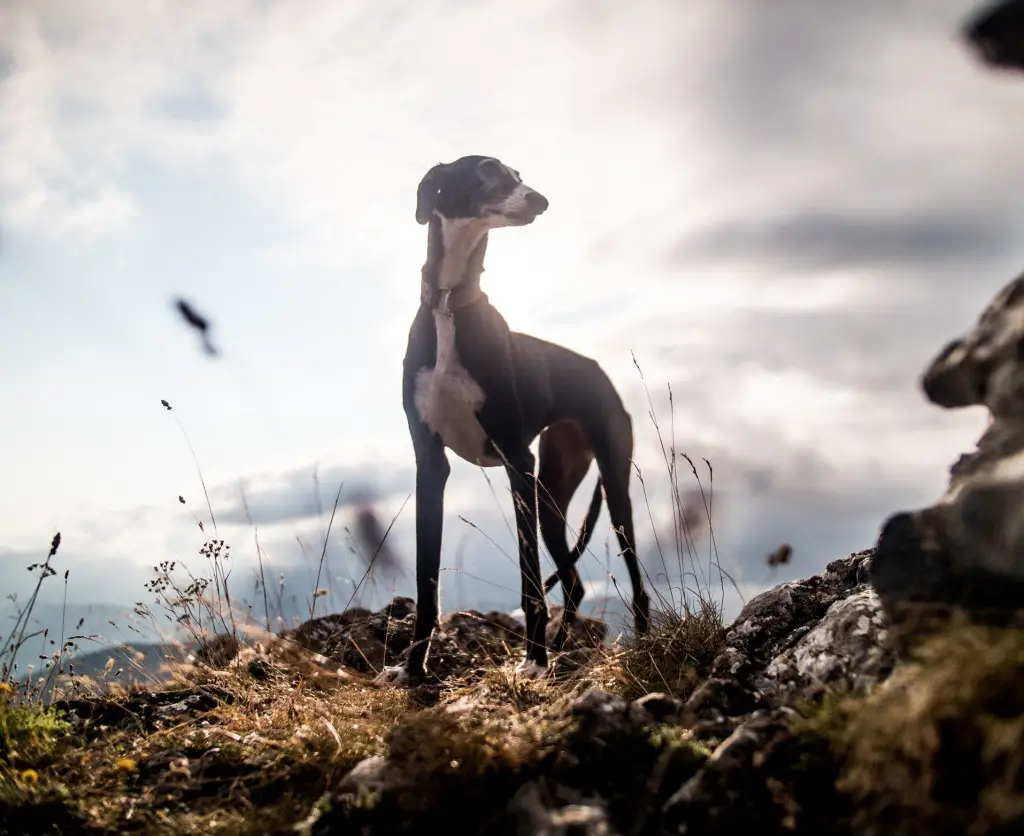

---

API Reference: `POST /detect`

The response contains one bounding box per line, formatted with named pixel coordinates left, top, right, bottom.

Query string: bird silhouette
left=173, top=298, right=218, bottom=357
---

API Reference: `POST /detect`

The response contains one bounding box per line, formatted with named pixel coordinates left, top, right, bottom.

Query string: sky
left=0, top=0, right=1017, bottom=645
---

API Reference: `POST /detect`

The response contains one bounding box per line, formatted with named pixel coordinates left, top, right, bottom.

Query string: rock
left=54, top=687, right=229, bottom=740
left=290, top=597, right=416, bottom=674
left=873, top=273, right=1024, bottom=639
left=681, top=550, right=886, bottom=742
left=633, top=691, right=686, bottom=725
left=192, top=633, right=240, bottom=668
left=505, top=782, right=618, bottom=836
left=441, top=609, right=524, bottom=661
left=549, top=689, right=709, bottom=830
left=662, top=709, right=850, bottom=835
left=311, top=685, right=705, bottom=836
left=546, top=606, right=608, bottom=650
left=683, top=677, right=770, bottom=741
left=335, top=755, right=392, bottom=795
left=290, top=599, right=540, bottom=681
left=921, top=273, right=1024, bottom=421
left=754, top=587, right=893, bottom=700
left=964, top=0, right=1024, bottom=73
left=710, top=551, right=871, bottom=684
left=548, top=648, right=602, bottom=681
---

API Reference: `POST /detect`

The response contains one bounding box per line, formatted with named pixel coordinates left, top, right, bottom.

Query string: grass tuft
left=596, top=600, right=725, bottom=703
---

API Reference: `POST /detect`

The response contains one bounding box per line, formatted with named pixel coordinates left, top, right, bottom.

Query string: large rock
left=683, top=551, right=892, bottom=742
left=872, top=273, right=1024, bottom=639
left=290, top=597, right=416, bottom=673
left=662, top=709, right=851, bottom=836
left=964, top=0, right=1024, bottom=72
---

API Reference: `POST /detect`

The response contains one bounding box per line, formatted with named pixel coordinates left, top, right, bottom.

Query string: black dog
left=376, top=155, right=650, bottom=685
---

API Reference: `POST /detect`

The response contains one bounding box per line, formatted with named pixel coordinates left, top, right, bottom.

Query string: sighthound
left=376, top=155, right=650, bottom=685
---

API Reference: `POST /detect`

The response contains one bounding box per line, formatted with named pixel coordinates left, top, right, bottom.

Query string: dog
left=375, top=155, right=650, bottom=685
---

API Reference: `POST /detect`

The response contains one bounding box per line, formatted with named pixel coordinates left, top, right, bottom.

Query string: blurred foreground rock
left=873, top=272, right=1024, bottom=642
left=964, top=0, right=1024, bottom=71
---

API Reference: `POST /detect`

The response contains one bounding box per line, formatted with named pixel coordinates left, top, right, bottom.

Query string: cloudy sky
left=0, top=0, right=1016, bottom=642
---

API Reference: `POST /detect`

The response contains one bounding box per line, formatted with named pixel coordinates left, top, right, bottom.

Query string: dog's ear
left=415, top=164, right=445, bottom=225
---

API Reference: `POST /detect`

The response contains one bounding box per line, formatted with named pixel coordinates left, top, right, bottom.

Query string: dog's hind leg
left=594, top=411, right=651, bottom=635
left=503, top=445, right=549, bottom=675
left=537, top=421, right=595, bottom=651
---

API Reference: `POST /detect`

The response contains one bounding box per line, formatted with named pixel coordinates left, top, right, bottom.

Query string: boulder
left=872, top=272, right=1024, bottom=640
left=964, top=0, right=1024, bottom=72
left=683, top=550, right=891, bottom=742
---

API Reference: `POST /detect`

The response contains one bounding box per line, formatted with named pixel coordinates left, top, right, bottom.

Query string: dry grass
left=594, top=601, right=725, bottom=703
left=802, top=618, right=1024, bottom=836
left=1, top=655, right=411, bottom=834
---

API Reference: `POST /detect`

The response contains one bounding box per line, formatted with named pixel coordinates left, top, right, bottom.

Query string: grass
left=0, top=369, right=741, bottom=833
left=599, top=600, right=725, bottom=702
left=572, top=358, right=732, bottom=705
left=813, top=618, right=1024, bottom=836
left=1, top=656, right=411, bottom=833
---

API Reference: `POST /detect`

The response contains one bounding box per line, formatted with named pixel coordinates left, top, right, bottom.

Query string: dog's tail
left=542, top=477, right=604, bottom=594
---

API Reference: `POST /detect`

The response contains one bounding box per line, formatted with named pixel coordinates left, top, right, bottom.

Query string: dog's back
left=511, top=331, right=630, bottom=440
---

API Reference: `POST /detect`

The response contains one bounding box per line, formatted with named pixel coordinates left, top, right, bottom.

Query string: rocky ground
left=1, top=514, right=1021, bottom=835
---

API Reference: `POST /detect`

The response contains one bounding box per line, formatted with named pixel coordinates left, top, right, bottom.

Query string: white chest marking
left=414, top=312, right=502, bottom=467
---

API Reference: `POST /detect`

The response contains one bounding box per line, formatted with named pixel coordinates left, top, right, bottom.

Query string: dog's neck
left=422, top=216, right=490, bottom=302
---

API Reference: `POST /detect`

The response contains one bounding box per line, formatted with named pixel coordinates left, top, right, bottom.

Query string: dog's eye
left=478, top=159, right=503, bottom=180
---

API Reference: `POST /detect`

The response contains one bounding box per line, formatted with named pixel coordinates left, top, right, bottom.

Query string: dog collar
left=420, top=281, right=486, bottom=316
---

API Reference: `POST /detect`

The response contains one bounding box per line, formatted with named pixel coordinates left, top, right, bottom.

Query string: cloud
left=213, top=459, right=416, bottom=527
left=668, top=209, right=1021, bottom=279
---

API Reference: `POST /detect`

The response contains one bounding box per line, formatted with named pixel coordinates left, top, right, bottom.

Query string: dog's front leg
left=376, top=431, right=449, bottom=686
left=505, top=447, right=549, bottom=677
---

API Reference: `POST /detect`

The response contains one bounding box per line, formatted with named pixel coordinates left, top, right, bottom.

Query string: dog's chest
left=413, top=312, right=501, bottom=466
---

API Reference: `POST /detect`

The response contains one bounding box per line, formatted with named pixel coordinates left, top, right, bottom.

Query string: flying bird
left=173, top=297, right=218, bottom=357
left=352, top=504, right=406, bottom=582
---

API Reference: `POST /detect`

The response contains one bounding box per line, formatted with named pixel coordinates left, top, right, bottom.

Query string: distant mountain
left=66, top=642, right=189, bottom=689
left=1, top=601, right=177, bottom=654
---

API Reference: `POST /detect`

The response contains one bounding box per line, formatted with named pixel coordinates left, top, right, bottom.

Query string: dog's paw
left=514, top=657, right=549, bottom=680
left=374, top=665, right=411, bottom=687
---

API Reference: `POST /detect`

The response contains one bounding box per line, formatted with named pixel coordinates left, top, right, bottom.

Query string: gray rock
left=921, top=272, right=1024, bottom=419
left=873, top=272, right=1024, bottom=637
left=711, top=551, right=871, bottom=684
left=335, top=755, right=392, bottom=795
left=964, top=0, right=1024, bottom=74
left=288, top=598, right=556, bottom=680
left=754, top=587, right=893, bottom=700
left=682, top=551, right=881, bottom=741
left=662, top=708, right=850, bottom=835
left=506, top=782, right=618, bottom=836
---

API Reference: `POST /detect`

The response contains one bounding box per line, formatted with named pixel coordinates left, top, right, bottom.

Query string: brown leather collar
left=420, top=281, right=486, bottom=316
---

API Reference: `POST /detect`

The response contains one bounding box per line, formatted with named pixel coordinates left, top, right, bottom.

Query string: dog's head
left=415, top=155, right=548, bottom=228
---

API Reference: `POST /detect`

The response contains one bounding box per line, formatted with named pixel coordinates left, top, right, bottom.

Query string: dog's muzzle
left=511, top=189, right=549, bottom=223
